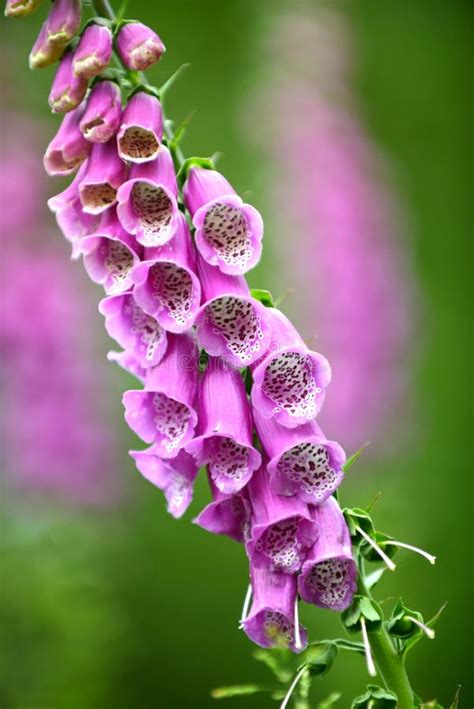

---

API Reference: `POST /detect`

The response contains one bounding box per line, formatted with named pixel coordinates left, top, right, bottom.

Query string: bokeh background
left=0, top=0, right=472, bottom=707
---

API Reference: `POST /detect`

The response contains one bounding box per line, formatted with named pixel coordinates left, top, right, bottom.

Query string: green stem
left=368, top=627, right=414, bottom=709
left=91, top=0, right=115, bottom=21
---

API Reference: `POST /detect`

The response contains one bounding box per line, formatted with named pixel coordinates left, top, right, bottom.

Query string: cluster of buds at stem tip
left=7, top=2, right=361, bottom=657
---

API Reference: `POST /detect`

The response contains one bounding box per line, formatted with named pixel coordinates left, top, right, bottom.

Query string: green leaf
left=341, top=595, right=383, bottom=634
left=298, top=641, right=337, bottom=677
left=343, top=442, right=370, bottom=472
left=210, top=684, right=275, bottom=699
left=365, top=567, right=386, bottom=590
left=250, top=288, right=276, bottom=308
left=159, top=63, right=191, bottom=99
left=177, top=156, right=216, bottom=187
left=351, top=684, right=398, bottom=708
left=318, top=691, right=342, bottom=708
left=252, top=647, right=293, bottom=683
left=334, top=638, right=366, bottom=655
left=387, top=598, right=437, bottom=657
left=168, top=111, right=196, bottom=152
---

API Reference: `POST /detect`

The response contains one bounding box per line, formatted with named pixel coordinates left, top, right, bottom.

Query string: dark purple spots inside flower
left=277, top=442, right=337, bottom=501
left=203, top=202, right=253, bottom=268
left=206, top=296, right=264, bottom=363
left=131, top=182, right=174, bottom=244
left=102, top=241, right=134, bottom=293
left=207, top=436, right=250, bottom=487
left=126, top=298, right=165, bottom=363
left=256, top=517, right=304, bottom=573
left=81, top=183, right=117, bottom=213
left=261, top=352, right=319, bottom=418
left=262, top=611, right=295, bottom=648
left=304, top=558, right=353, bottom=608
left=150, top=262, right=195, bottom=326
left=119, top=126, right=159, bottom=161
left=153, top=392, right=191, bottom=454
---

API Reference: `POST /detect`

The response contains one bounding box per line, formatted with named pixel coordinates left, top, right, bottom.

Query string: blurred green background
left=0, top=0, right=472, bottom=707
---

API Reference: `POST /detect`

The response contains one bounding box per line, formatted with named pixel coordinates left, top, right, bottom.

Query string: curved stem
left=91, top=0, right=115, bottom=21
left=368, top=627, right=414, bottom=709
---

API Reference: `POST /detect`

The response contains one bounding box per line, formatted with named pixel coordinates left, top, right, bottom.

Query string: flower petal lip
left=45, top=0, right=81, bottom=46
left=183, top=165, right=236, bottom=217
left=5, top=0, right=44, bottom=18
left=194, top=258, right=271, bottom=368
left=243, top=568, right=307, bottom=652
left=194, top=481, right=251, bottom=543
left=185, top=358, right=261, bottom=493
left=251, top=308, right=331, bottom=428
left=116, top=146, right=180, bottom=247
left=254, top=411, right=345, bottom=504
left=73, top=23, right=113, bottom=79
left=116, top=21, right=166, bottom=72
left=79, top=80, right=122, bottom=144
left=49, top=50, right=88, bottom=114
left=117, top=92, right=163, bottom=164
left=132, top=214, right=201, bottom=333
left=107, top=349, right=147, bottom=384
left=298, top=497, right=357, bottom=611
left=44, top=103, right=91, bottom=176
left=100, top=293, right=168, bottom=370
left=122, top=333, right=199, bottom=457
left=245, top=465, right=318, bottom=575
left=29, top=21, right=66, bottom=69
left=130, top=447, right=198, bottom=518
left=79, top=139, right=128, bottom=215
left=79, top=210, right=142, bottom=295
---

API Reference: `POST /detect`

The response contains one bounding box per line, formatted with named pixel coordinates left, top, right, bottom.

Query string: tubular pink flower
left=100, top=293, right=168, bottom=370
left=5, top=0, right=43, bottom=17
left=80, top=80, right=122, bottom=144
left=130, top=447, right=198, bottom=518
left=73, top=23, right=113, bottom=79
left=132, top=215, right=201, bottom=333
left=254, top=411, right=345, bottom=504
left=44, top=0, right=81, bottom=46
left=194, top=258, right=271, bottom=367
left=123, top=333, right=198, bottom=457
left=116, top=145, right=179, bottom=246
left=251, top=308, right=331, bottom=428
left=117, top=92, right=163, bottom=164
left=243, top=568, right=307, bottom=652
left=44, top=103, right=91, bottom=176
left=298, top=497, right=357, bottom=611
left=186, top=359, right=261, bottom=493
left=183, top=166, right=264, bottom=275
left=29, top=21, right=65, bottom=69
left=49, top=50, right=88, bottom=114
left=79, top=210, right=142, bottom=294
left=245, top=466, right=318, bottom=574
left=79, top=139, right=128, bottom=215
left=116, top=21, right=166, bottom=72
left=194, top=480, right=251, bottom=543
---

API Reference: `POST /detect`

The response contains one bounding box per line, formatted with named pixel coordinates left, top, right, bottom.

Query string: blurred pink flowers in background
left=1, top=118, right=120, bottom=505
left=248, top=7, right=417, bottom=452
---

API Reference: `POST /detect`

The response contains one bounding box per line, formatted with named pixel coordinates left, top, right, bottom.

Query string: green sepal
left=365, top=567, right=386, bottom=591
left=252, top=648, right=294, bottom=683
left=159, top=63, right=191, bottom=100
left=177, top=156, right=216, bottom=188
left=198, top=349, right=209, bottom=373
left=342, top=442, right=370, bottom=472
left=127, top=82, right=160, bottom=101
left=351, top=685, right=397, bottom=708
left=167, top=112, right=196, bottom=154
left=210, top=684, right=276, bottom=699
left=343, top=507, right=375, bottom=538
left=341, top=595, right=383, bottom=634
left=81, top=16, right=113, bottom=31
left=334, top=638, right=366, bottom=655
left=243, top=367, right=253, bottom=396
left=386, top=598, right=424, bottom=639
left=90, top=69, right=124, bottom=90
left=250, top=288, right=276, bottom=308
left=360, top=532, right=397, bottom=563
left=297, top=640, right=337, bottom=677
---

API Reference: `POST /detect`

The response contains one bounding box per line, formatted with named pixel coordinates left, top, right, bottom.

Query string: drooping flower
left=251, top=307, right=331, bottom=428
left=48, top=50, right=88, bottom=113
left=298, top=496, right=357, bottom=611
left=123, top=332, right=198, bottom=457
left=79, top=139, right=128, bottom=214
left=254, top=411, right=345, bottom=504
left=132, top=214, right=201, bottom=333
left=100, top=293, right=168, bottom=370
left=79, top=80, right=122, bottom=144
left=116, top=21, right=166, bottom=72
left=183, top=165, right=264, bottom=275
left=79, top=209, right=142, bottom=294
left=44, top=103, right=91, bottom=176
left=194, top=480, right=251, bottom=543
left=29, top=21, right=65, bottom=69
left=117, top=91, right=163, bottom=164
left=242, top=567, right=307, bottom=652
left=245, top=466, right=318, bottom=574
left=44, top=0, right=81, bottom=46
left=5, top=0, right=43, bottom=18
left=116, top=145, right=179, bottom=246
left=194, top=257, right=271, bottom=367
left=130, top=447, right=198, bottom=518
left=186, top=358, right=261, bottom=493
left=73, top=23, right=113, bottom=79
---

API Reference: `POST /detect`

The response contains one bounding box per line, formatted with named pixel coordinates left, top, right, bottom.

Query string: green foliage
left=351, top=685, right=398, bottom=708
left=298, top=641, right=337, bottom=677
left=211, top=684, right=277, bottom=699
left=250, top=288, right=276, bottom=308
left=342, top=595, right=383, bottom=634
